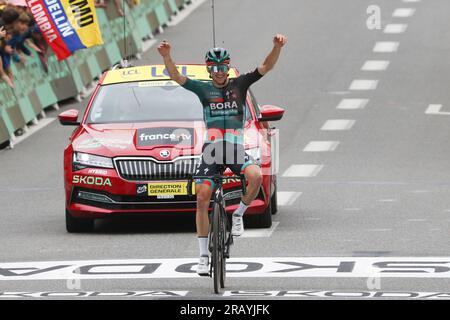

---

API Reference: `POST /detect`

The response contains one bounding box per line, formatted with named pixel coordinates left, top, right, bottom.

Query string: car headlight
left=246, top=147, right=261, bottom=161
left=73, top=152, right=114, bottom=170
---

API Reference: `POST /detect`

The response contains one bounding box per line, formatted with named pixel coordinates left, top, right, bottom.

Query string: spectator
left=0, top=25, right=14, bottom=87
left=9, top=12, right=44, bottom=65
left=0, top=1, right=48, bottom=85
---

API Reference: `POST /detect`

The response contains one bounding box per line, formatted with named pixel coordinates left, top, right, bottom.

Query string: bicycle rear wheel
left=212, top=202, right=222, bottom=294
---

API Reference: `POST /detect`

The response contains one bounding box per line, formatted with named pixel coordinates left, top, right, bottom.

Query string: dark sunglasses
left=207, top=64, right=230, bottom=73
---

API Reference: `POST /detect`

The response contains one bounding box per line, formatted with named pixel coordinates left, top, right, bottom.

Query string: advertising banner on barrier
left=26, top=0, right=103, bottom=60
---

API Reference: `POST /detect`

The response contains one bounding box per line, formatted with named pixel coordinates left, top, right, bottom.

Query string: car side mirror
left=59, top=109, right=80, bottom=126
left=258, top=105, right=285, bottom=122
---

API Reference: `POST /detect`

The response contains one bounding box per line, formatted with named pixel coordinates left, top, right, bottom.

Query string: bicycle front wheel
left=219, top=205, right=227, bottom=288
left=212, top=202, right=222, bottom=294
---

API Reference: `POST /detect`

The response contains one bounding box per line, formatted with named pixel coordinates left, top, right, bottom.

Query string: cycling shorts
left=194, top=141, right=260, bottom=190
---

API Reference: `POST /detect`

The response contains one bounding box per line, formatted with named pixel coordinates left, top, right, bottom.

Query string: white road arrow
left=425, top=104, right=450, bottom=115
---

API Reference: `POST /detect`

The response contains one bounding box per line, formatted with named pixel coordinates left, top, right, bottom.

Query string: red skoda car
left=59, top=65, right=284, bottom=232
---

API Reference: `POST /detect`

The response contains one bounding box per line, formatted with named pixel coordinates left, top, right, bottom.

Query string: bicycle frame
left=187, top=170, right=246, bottom=293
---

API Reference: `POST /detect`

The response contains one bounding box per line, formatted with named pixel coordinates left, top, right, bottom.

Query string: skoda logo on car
left=160, top=150, right=170, bottom=158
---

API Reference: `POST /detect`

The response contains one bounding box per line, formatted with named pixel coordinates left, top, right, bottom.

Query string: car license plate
left=147, top=181, right=195, bottom=196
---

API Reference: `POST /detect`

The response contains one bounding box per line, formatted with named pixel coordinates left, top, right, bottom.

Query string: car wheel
left=246, top=197, right=272, bottom=229
left=66, top=209, right=95, bottom=233
left=271, top=181, right=278, bottom=215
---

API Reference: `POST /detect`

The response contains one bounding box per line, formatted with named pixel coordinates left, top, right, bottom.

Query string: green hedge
left=0, top=0, right=192, bottom=145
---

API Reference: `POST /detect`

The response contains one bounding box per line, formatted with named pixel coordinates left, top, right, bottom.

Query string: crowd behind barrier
left=0, top=0, right=191, bottom=148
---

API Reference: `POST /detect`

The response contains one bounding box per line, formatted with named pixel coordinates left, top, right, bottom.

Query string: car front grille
left=114, top=156, right=201, bottom=181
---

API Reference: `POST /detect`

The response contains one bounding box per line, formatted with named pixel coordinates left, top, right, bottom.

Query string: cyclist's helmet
left=205, top=47, right=230, bottom=65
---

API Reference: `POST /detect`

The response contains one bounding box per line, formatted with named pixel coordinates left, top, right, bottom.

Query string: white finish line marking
left=321, top=119, right=355, bottom=131
left=373, top=42, right=399, bottom=53
left=425, top=104, right=450, bottom=115
left=2, top=290, right=450, bottom=299
left=303, top=141, right=339, bottom=152
left=362, top=61, right=390, bottom=71
left=1, top=257, right=450, bottom=280
left=384, top=24, right=408, bottom=34
left=349, top=80, right=378, bottom=90
left=277, top=191, right=302, bottom=206
left=337, top=99, right=369, bottom=110
left=282, top=164, right=323, bottom=177
left=393, top=8, right=416, bottom=18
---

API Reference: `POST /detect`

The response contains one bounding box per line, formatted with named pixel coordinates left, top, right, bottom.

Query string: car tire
left=66, top=209, right=95, bottom=233
left=246, top=197, right=272, bottom=229
left=271, top=180, right=278, bottom=215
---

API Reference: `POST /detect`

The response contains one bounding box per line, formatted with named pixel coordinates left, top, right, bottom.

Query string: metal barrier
left=0, top=0, right=196, bottom=146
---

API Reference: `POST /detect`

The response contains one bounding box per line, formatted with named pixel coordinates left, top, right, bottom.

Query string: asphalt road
left=0, top=0, right=450, bottom=301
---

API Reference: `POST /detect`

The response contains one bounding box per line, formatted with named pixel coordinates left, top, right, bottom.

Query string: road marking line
left=239, top=222, right=279, bottom=238
left=373, top=42, right=399, bottom=53
left=361, top=60, right=390, bottom=71
left=303, top=141, right=339, bottom=152
left=344, top=208, right=362, bottom=212
left=277, top=192, right=302, bottom=206
left=379, top=199, right=397, bottom=202
left=402, top=0, right=421, bottom=3
left=321, top=119, right=355, bottom=131
left=408, top=219, right=427, bottom=222
left=393, top=8, right=416, bottom=17
left=337, top=99, right=369, bottom=109
left=425, top=104, right=450, bottom=115
left=384, top=24, right=408, bottom=34
left=349, top=80, right=378, bottom=90
left=367, top=228, right=392, bottom=232
left=327, top=91, right=351, bottom=95
left=282, top=164, right=324, bottom=177
left=0, top=291, right=189, bottom=298
left=2, top=257, right=450, bottom=280
left=2, top=290, right=450, bottom=299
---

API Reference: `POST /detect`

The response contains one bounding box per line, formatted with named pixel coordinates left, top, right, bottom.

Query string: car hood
left=72, top=121, right=262, bottom=160
left=72, top=122, right=206, bottom=160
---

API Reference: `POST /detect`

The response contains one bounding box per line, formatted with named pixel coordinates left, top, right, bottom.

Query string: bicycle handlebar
left=186, top=174, right=247, bottom=197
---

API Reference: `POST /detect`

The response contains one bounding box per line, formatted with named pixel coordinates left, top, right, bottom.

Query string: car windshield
left=87, top=81, right=205, bottom=123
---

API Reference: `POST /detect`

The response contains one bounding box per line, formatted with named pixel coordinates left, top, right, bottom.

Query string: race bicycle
left=187, top=166, right=247, bottom=294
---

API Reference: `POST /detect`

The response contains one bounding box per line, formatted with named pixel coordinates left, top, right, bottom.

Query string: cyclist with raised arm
left=157, top=34, right=287, bottom=275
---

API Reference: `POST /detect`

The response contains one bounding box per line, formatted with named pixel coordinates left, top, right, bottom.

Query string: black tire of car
left=246, top=195, right=273, bottom=228
left=66, top=209, right=95, bottom=233
left=271, top=180, right=278, bottom=215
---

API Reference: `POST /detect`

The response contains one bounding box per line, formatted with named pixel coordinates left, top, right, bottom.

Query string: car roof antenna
left=121, top=0, right=129, bottom=68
